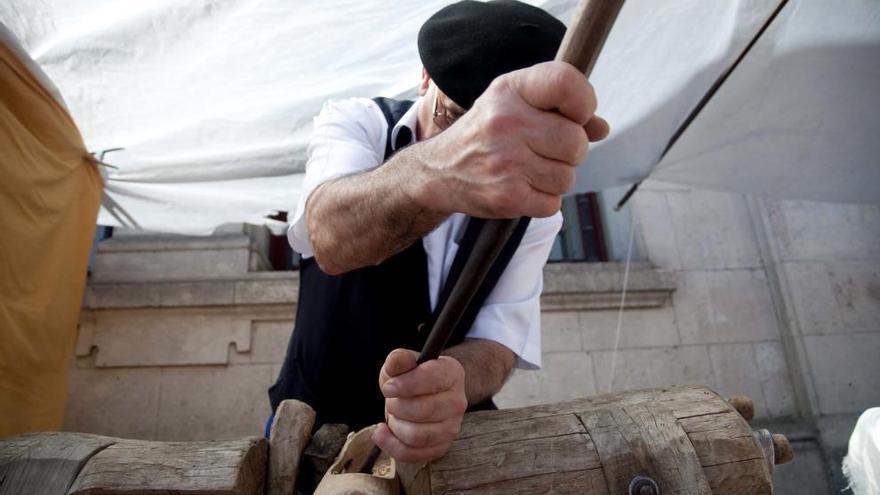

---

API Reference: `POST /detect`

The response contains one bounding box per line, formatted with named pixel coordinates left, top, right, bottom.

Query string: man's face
left=417, top=70, right=466, bottom=141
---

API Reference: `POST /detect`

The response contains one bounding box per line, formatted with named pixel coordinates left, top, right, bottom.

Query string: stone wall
left=495, top=183, right=802, bottom=420
left=66, top=260, right=678, bottom=442
left=65, top=188, right=880, bottom=493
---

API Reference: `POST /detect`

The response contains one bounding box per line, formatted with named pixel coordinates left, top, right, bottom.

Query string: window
left=549, top=192, right=609, bottom=262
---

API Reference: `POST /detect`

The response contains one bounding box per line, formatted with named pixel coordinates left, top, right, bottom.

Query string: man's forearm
left=443, top=339, right=515, bottom=406
left=306, top=145, right=448, bottom=275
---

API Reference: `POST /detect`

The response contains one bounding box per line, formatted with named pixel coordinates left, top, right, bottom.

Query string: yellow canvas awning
left=0, top=30, right=102, bottom=437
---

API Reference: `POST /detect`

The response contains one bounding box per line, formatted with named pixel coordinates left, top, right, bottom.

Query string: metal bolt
left=628, top=475, right=660, bottom=495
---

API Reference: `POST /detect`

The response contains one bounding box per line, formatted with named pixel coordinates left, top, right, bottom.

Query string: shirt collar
left=390, top=96, right=423, bottom=152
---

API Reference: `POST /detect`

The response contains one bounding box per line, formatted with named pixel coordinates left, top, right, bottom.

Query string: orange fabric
left=0, top=41, right=102, bottom=437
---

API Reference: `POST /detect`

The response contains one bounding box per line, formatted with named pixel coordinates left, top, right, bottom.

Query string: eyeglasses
left=432, top=86, right=466, bottom=130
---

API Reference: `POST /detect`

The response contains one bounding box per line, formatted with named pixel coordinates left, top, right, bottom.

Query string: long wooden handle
left=361, top=0, right=626, bottom=473
left=417, top=0, right=625, bottom=362
left=556, top=0, right=625, bottom=74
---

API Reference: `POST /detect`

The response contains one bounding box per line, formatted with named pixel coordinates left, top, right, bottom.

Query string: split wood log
left=268, top=399, right=316, bottom=495
left=0, top=432, right=114, bottom=495
left=0, top=432, right=267, bottom=495
left=67, top=436, right=266, bottom=495
left=403, top=385, right=792, bottom=495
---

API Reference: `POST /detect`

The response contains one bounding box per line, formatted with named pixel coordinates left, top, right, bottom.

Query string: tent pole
left=614, top=0, right=790, bottom=210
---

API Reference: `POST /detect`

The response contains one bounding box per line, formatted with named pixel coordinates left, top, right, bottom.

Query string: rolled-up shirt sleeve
left=287, top=98, right=386, bottom=257
left=465, top=212, right=562, bottom=369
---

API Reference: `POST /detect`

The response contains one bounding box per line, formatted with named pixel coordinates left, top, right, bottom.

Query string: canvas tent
left=0, top=0, right=876, bottom=237
left=0, top=24, right=102, bottom=437
left=1, top=0, right=878, bottom=437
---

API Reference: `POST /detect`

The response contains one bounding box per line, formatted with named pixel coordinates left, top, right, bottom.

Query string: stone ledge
left=541, top=262, right=676, bottom=310
left=91, top=233, right=269, bottom=283
left=84, top=272, right=297, bottom=309
left=97, top=235, right=251, bottom=253
left=84, top=263, right=675, bottom=311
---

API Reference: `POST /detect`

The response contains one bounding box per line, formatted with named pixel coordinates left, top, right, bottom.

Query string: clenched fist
left=413, top=60, right=609, bottom=220
left=372, top=349, right=468, bottom=463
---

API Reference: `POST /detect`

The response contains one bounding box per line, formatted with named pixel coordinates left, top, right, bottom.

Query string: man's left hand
left=373, top=348, right=468, bottom=463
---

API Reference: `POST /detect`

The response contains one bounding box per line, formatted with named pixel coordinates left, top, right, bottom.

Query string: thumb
left=379, top=348, right=419, bottom=388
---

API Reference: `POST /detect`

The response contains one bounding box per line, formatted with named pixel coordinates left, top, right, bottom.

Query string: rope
left=606, top=204, right=637, bottom=393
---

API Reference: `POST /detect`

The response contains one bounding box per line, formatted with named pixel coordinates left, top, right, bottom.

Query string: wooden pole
left=418, top=0, right=627, bottom=374
left=360, top=0, right=627, bottom=474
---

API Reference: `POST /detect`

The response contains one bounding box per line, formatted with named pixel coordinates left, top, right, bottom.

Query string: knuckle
left=486, top=73, right=512, bottom=95
left=535, top=196, right=561, bottom=218
left=547, top=197, right=563, bottom=216
left=562, top=167, right=576, bottom=192
left=583, top=80, right=598, bottom=113
left=486, top=153, right=513, bottom=176
left=385, top=397, right=397, bottom=414
left=577, top=140, right=590, bottom=165
left=552, top=64, right=581, bottom=94
left=484, top=109, right=516, bottom=136
left=453, top=396, right=468, bottom=415
left=447, top=420, right=462, bottom=438
left=564, top=124, right=589, bottom=162
left=487, top=187, right=516, bottom=217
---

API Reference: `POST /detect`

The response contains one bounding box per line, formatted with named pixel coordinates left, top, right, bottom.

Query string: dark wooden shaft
left=361, top=0, right=627, bottom=474
left=420, top=0, right=626, bottom=370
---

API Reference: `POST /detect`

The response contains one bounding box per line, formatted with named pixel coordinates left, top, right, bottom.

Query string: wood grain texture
left=67, top=436, right=267, bottom=495
left=704, top=458, right=772, bottom=495
left=0, top=432, right=114, bottom=495
left=579, top=404, right=712, bottom=495
left=457, top=385, right=724, bottom=439
left=555, top=0, right=626, bottom=75
left=432, top=432, right=601, bottom=493
left=680, top=411, right=764, bottom=467
left=268, top=399, right=315, bottom=495
left=429, top=386, right=774, bottom=495
left=449, top=413, right=585, bottom=452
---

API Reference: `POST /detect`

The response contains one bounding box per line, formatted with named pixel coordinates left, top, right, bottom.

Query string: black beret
left=418, top=0, right=566, bottom=109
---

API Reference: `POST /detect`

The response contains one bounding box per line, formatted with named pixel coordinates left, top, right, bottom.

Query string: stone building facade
left=66, top=181, right=880, bottom=494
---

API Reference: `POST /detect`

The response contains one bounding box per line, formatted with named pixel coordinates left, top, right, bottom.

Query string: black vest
left=268, top=98, right=531, bottom=430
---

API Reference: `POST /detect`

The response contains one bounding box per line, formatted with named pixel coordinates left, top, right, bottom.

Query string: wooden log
left=0, top=432, right=114, bottom=495
left=268, top=399, right=316, bottom=495
left=727, top=396, right=755, bottom=422
left=0, top=432, right=267, bottom=495
left=67, top=436, right=266, bottom=495
left=405, top=385, right=787, bottom=495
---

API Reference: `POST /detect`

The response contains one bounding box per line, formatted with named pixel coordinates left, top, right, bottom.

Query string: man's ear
left=418, top=67, right=431, bottom=96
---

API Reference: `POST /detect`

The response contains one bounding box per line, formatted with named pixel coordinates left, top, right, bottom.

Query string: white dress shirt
left=288, top=97, right=562, bottom=369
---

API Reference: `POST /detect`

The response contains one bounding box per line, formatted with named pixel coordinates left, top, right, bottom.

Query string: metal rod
left=614, top=0, right=790, bottom=210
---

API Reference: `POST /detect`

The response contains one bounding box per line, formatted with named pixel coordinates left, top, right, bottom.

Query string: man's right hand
left=411, top=61, right=609, bottom=220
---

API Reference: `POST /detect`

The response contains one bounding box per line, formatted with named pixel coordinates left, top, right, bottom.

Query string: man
left=269, top=0, right=608, bottom=463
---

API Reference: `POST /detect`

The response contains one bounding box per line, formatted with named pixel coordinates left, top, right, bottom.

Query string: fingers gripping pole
left=362, top=0, right=626, bottom=473
left=422, top=0, right=627, bottom=363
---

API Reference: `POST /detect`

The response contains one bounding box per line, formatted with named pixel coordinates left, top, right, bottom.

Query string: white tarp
left=1, top=0, right=878, bottom=234
left=653, top=0, right=880, bottom=203
left=844, top=408, right=880, bottom=495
